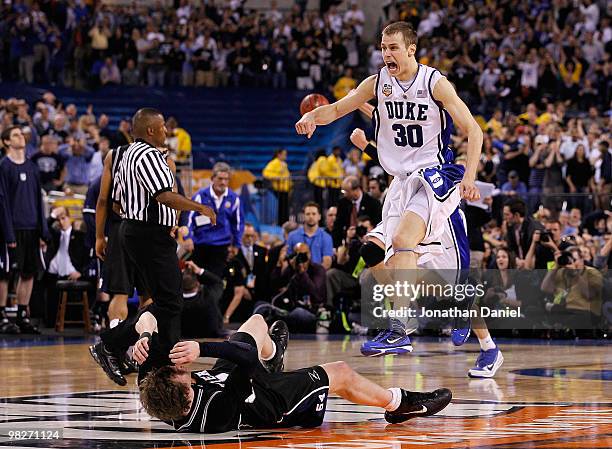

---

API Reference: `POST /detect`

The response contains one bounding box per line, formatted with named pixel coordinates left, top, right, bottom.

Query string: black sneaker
left=385, top=388, right=452, bottom=424
left=16, top=318, right=40, bottom=334
left=264, top=320, right=289, bottom=373
left=120, top=352, right=138, bottom=375
left=0, top=318, right=20, bottom=334
left=89, top=342, right=127, bottom=386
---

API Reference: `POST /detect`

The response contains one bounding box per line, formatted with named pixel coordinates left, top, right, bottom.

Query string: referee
left=90, top=108, right=215, bottom=386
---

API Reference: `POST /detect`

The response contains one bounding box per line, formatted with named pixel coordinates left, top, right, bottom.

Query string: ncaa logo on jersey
left=20, top=173, right=27, bottom=181
left=382, top=83, right=392, bottom=97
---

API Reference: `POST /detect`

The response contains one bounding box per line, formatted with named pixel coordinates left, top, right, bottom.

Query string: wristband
left=139, top=332, right=152, bottom=341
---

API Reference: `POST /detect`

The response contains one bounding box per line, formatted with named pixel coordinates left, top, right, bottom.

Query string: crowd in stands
left=1, top=0, right=366, bottom=91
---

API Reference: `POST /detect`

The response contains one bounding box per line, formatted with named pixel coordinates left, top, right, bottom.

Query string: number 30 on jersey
left=392, top=124, right=423, bottom=148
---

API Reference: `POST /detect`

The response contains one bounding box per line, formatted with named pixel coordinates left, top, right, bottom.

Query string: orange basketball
left=300, top=93, right=329, bottom=115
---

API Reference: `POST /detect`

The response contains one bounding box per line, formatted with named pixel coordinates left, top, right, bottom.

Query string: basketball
left=300, top=93, right=329, bottom=115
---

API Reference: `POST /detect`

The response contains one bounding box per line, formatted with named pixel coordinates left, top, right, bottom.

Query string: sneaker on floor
left=0, top=318, right=20, bottom=334
left=385, top=388, right=452, bottom=424
left=89, top=342, right=127, bottom=386
left=17, top=318, right=40, bottom=334
left=468, top=347, right=504, bottom=378
left=264, top=320, right=289, bottom=373
left=360, top=319, right=413, bottom=357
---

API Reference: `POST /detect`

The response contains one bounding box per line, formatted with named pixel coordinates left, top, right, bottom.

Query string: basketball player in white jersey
left=296, top=22, right=503, bottom=378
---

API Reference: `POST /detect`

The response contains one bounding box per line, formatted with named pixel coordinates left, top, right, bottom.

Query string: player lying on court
left=134, top=313, right=452, bottom=432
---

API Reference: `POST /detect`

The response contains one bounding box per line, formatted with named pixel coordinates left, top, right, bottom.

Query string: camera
left=295, top=252, right=309, bottom=264
left=539, top=230, right=553, bottom=243
left=356, top=225, right=368, bottom=238
left=557, top=251, right=574, bottom=267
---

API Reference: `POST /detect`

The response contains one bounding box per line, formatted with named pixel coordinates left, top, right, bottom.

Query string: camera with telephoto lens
left=556, top=251, right=574, bottom=268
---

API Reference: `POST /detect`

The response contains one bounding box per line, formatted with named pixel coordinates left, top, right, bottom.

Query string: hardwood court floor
left=0, top=335, right=610, bottom=448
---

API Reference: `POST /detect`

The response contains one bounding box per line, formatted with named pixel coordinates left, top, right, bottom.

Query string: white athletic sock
left=109, top=319, right=120, bottom=329
left=479, top=335, right=496, bottom=351
left=261, top=341, right=276, bottom=361
left=385, top=387, right=402, bottom=411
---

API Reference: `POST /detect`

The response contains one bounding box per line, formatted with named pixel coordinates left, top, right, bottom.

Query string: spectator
left=503, top=197, right=543, bottom=261
left=267, top=220, right=299, bottom=295
left=113, top=118, right=132, bottom=147
left=342, top=147, right=364, bottom=178
left=43, top=206, right=89, bottom=326
left=465, top=197, right=493, bottom=271
left=100, top=57, right=121, bottom=86
left=236, top=223, right=269, bottom=303
left=368, top=177, right=387, bottom=205
left=186, top=162, right=244, bottom=278
left=221, top=245, right=252, bottom=324
left=59, top=137, right=95, bottom=195
left=262, top=149, right=292, bottom=225
left=542, top=139, right=565, bottom=212
left=501, top=170, right=528, bottom=198
left=144, top=39, right=166, bottom=87
left=482, top=248, right=521, bottom=311
left=332, top=176, right=382, bottom=248
left=333, top=68, right=357, bottom=100
left=121, top=59, right=141, bottom=86
left=180, top=261, right=224, bottom=338
left=324, top=206, right=337, bottom=237
left=31, top=134, right=65, bottom=192
left=324, top=146, right=344, bottom=207
left=165, top=117, right=192, bottom=163
left=88, top=136, right=111, bottom=183
left=566, top=144, right=593, bottom=212
left=286, top=202, right=333, bottom=270
left=0, top=126, right=49, bottom=334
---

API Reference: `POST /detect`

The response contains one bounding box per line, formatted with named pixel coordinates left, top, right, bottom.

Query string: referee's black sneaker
left=265, top=320, right=289, bottom=373
left=89, top=342, right=127, bottom=386
left=385, top=388, right=452, bottom=424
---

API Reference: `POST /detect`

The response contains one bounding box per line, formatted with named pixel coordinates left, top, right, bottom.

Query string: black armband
left=364, top=142, right=379, bottom=164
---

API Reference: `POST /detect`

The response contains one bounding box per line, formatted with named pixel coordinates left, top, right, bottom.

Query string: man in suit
left=503, top=197, right=543, bottom=260
left=236, top=223, right=269, bottom=302
left=332, top=175, right=382, bottom=247
left=44, top=206, right=90, bottom=326
left=181, top=261, right=225, bottom=338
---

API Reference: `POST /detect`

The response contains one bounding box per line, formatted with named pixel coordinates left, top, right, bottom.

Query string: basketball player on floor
left=135, top=313, right=452, bottom=431
left=296, top=22, right=503, bottom=378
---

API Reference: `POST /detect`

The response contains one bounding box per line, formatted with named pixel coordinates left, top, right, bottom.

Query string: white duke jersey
left=373, top=64, right=454, bottom=177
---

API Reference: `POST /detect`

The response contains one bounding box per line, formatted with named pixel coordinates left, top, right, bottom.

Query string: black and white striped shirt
left=115, top=139, right=177, bottom=226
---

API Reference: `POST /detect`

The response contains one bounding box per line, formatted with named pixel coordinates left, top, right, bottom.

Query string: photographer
left=326, top=216, right=373, bottom=305
left=180, top=261, right=224, bottom=338
left=270, top=243, right=326, bottom=332
left=524, top=221, right=562, bottom=269
left=541, top=248, right=603, bottom=330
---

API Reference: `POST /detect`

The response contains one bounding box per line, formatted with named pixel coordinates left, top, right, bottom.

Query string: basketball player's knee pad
left=360, top=242, right=385, bottom=267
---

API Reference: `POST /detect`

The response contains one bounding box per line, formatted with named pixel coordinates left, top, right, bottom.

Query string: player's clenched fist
left=295, top=113, right=317, bottom=139
left=350, top=128, right=368, bottom=151
left=459, top=179, right=480, bottom=201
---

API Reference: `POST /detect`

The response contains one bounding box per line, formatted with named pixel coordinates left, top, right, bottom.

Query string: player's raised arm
left=433, top=77, right=483, bottom=201
left=295, top=75, right=377, bottom=138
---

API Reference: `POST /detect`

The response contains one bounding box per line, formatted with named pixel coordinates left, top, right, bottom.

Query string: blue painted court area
left=512, top=368, right=612, bottom=380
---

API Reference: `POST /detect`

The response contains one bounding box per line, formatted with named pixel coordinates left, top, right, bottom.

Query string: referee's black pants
left=101, top=221, right=182, bottom=371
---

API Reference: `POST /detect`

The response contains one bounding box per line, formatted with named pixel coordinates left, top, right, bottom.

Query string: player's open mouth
left=386, top=62, right=398, bottom=72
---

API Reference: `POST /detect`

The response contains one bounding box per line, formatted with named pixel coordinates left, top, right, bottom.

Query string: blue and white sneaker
left=360, top=320, right=413, bottom=357
left=468, top=347, right=504, bottom=378
left=451, top=320, right=471, bottom=346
